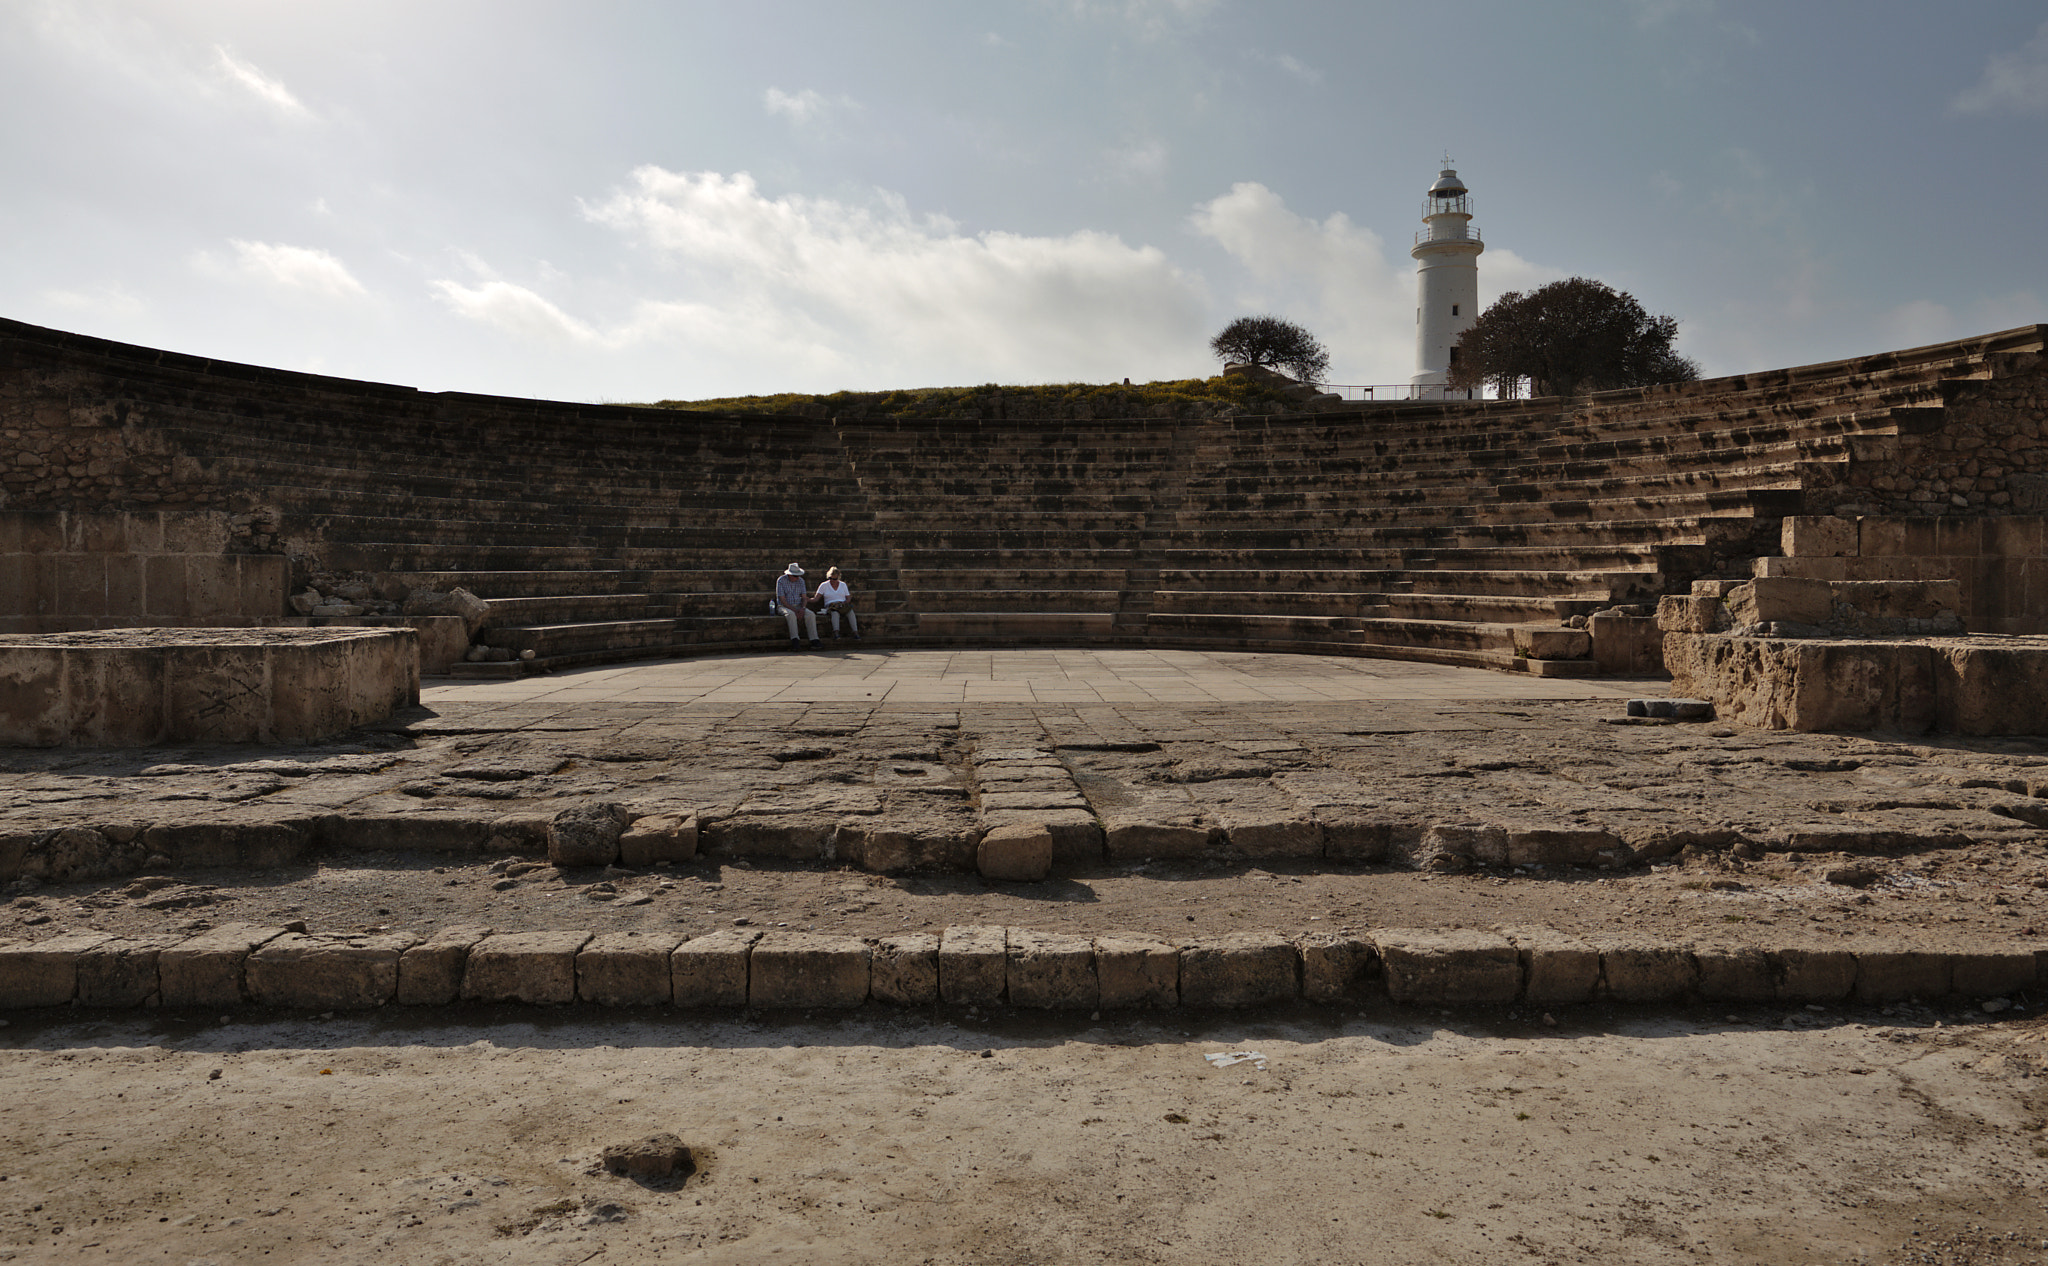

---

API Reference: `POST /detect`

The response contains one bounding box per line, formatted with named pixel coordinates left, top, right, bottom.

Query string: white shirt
left=817, top=579, right=851, bottom=605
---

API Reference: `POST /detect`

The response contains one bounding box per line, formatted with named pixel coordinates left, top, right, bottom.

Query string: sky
left=3, top=0, right=2044, bottom=403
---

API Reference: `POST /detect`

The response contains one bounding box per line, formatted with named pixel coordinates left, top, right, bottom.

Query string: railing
left=1319, top=383, right=1498, bottom=402
left=1412, top=226, right=1482, bottom=248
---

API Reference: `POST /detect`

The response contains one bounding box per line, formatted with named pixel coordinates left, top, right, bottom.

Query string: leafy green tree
left=1449, top=278, right=1699, bottom=398
left=1209, top=315, right=1332, bottom=385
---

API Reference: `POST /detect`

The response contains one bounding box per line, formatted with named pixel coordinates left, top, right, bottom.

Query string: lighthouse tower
left=1409, top=163, right=1484, bottom=397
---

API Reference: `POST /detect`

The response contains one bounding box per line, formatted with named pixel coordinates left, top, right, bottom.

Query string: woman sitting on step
left=815, top=566, right=861, bottom=640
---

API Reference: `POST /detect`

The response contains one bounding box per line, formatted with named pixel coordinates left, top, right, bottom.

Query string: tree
left=1448, top=277, right=1700, bottom=398
left=1209, top=315, right=1331, bottom=385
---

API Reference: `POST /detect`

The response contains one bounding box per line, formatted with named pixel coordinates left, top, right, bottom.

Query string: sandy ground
left=2, top=1005, right=2046, bottom=1265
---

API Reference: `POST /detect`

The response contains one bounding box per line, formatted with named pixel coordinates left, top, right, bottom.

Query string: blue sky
left=4, top=0, right=2043, bottom=401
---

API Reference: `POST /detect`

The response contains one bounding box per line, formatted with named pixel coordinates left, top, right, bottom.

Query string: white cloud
left=40, top=283, right=144, bottom=320
left=226, top=240, right=366, bottom=298
left=1952, top=21, right=2048, bottom=115
left=212, top=45, right=308, bottom=117
left=1255, top=51, right=1323, bottom=87
left=763, top=86, right=855, bottom=128
left=1103, top=138, right=1168, bottom=183
left=567, top=167, right=1208, bottom=386
left=431, top=280, right=600, bottom=345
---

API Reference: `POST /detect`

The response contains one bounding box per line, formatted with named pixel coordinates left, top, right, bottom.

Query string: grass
left=639, top=374, right=1306, bottom=418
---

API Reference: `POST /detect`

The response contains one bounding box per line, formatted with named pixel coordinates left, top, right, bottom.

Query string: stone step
left=1374, top=593, right=1603, bottom=624
left=902, top=589, right=1125, bottom=613
left=911, top=612, right=1118, bottom=641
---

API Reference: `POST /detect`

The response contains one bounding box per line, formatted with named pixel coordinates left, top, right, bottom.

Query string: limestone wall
left=1761, top=515, right=2047, bottom=634
left=0, top=510, right=286, bottom=633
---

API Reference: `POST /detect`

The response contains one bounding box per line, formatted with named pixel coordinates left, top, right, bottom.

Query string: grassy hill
left=642, top=373, right=1308, bottom=419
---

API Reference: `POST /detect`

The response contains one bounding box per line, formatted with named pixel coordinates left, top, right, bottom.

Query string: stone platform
left=0, top=626, right=419, bottom=747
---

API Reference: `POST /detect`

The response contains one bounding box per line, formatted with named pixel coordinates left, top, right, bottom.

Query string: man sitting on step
left=774, top=563, right=821, bottom=650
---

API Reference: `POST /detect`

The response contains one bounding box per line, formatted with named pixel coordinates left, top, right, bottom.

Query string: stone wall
left=1761, top=515, right=2047, bottom=634
left=0, top=511, right=285, bottom=633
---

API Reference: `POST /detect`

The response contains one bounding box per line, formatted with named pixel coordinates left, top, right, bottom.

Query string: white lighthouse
left=1409, top=163, right=1484, bottom=397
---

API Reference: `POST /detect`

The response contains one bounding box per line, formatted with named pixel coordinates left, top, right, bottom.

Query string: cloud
left=431, top=280, right=600, bottom=345
left=1103, top=138, right=1168, bottom=183
left=1952, top=21, right=2048, bottom=115
left=763, top=86, right=855, bottom=128
left=1254, top=51, right=1323, bottom=87
left=563, top=166, right=1208, bottom=386
left=1056, top=0, right=1219, bottom=39
left=227, top=240, right=366, bottom=298
left=212, top=45, right=308, bottom=117
left=40, top=284, right=144, bottom=320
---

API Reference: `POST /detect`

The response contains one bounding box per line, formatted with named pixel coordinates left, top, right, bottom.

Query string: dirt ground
left=2, top=1004, right=2046, bottom=1265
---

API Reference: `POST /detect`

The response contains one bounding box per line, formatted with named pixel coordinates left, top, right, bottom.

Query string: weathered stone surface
left=700, top=814, right=837, bottom=860
left=578, top=931, right=682, bottom=1006
left=1297, top=933, right=1374, bottom=1003
left=140, top=820, right=312, bottom=869
left=846, top=822, right=978, bottom=873
left=1950, top=948, right=2038, bottom=997
left=318, top=814, right=493, bottom=855
left=1657, top=594, right=1728, bottom=635
left=671, top=930, right=759, bottom=1008
left=1505, top=826, right=1629, bottom=868
left=1512, top=931, right=1598, bottom=1005
left=602, top=1134, right=694, bottom=1183
left=396, top=925, right=491, bottom=1005
left=1589, top=613, right=1664, bottom=675
left=1933, top=643, right=2048, bottom=736
left=978, top=823, right=1053, bottom=882
left=976, top=809, right=1103, bottom=866
left=1374, top=929, right=1522, bottom=1005
left=1783, top=516, right=1858, bottom=558
left=1666, top=633, right=1939, bottom=733
left=1772, top=946, right=1856, bottom=1002
left=1595, top=938, right=1697, bottom=1002
left=1852, top=945, right=1951, bottom=1003
left=549, top=803, right=625, bottom=868
left=1725, top=578, right=1837, bottom=627
left=246, top=931, right=416, bottom=1010
left=749, top=932, right=869, bottom=1008
left=939, top=924, right=1007, bottom=1005
left=1007, top=929, right=1097, bottom=1009
left=1392, top=824, right=1505, bottom=871
left=869, top=933, right=940, bottom=1006
left=461, top=931, right=591, bottom=1004
left=0, top=933, right=110, bottom=1007
left=159, top=924, right=282, bottom=1007
left=1103, top=819, right=1213, bottom=860
left=1221, top=813, right=1322, bottom=859
left=616, top=812, right=698, bottom=868
left=1094, top=934, right=1178, bottom=1009
left=1179, top=933, right=1297, bottom=1008
left=1512, top=626, right=1591, bottom=661
left=1693, top=943, right=1775, bottom=1002
left=76, top=935, right=177, bottom=1007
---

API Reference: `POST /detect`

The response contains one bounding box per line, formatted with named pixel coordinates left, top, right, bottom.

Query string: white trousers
left=824, top=603, right=859, bottom=635
left=779, top=605, right=818, bottom=640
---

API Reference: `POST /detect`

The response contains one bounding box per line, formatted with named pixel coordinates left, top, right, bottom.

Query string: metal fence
left=1318, top=383, right=1501, bottom=402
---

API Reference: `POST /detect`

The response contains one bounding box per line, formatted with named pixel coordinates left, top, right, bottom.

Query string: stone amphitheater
left=5, top=317, right=2048, bottom=1262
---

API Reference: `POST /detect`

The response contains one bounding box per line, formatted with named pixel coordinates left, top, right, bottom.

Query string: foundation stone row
left=0, top=923, right=2039, bottom=1013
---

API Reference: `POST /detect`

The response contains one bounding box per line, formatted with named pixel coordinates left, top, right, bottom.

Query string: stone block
left=1505, top=827, right=1629, bottom=869
left=701, top=815, right=836, bottom=860
left=1692, top=944, right=1775, bottom=1002
left=1094, top=934, right=1178, bottom=1009
left=1933, top=643, right=2048, bottom=736
left=939, top=925, right=1008, bottom=1005
left=1374, top=929, right=1522, bottom=1005
left=1297, top=933, right=1375, bottom=1003
left=1179, top=933, right=1297, bottom=1008
left=317, top=814, right=493, bottom=855
left=549, top=803, right=624, bottom=868
left=1949, top=949, right=2038, bottom=997
left=1315, top=813, right=1403, bottom=862
left=1724, top=577, right=1833, bottom=626
left=1512, top=626, right=1591, bottom=661
left=978, top=822, right=1053, bottom=881
left=141, top=820, right=311, bottom=870
left=461, top=931, right=592, bottom=1004
left=1514, top=932, right=1598, bottom=1005
left=1783, top=516, right=1859, bottom=558
left=1860, top=517, right=1939, bottom=558
left=749, top=932, right=869, bottom=1008
left=1595, top=938, right=1697, bottom=1002
left=1772, top=946, right=1856, bottom=1002
left=76, top=935, right=178, bottom=1007
left=1852, top=946, right=1951, bottom=1003
left=671, top=930, right=759, bottom=1008
left=246, top=932, right=416, bottom=1010
left=617, top=812, right=698, bottom=867
left=1589, top=613, right=1665, bottom=674
left=845, top=822, right=978, bottom=873
left=869, top=933, right=940, bottom=1006
left=1007, top=930, right=1097, bottom=1009
left=1222, top=813, right=1323, bottom=859
left=1664, top=633, right=1938, bottom=733
left=0, top=647, right=68, bottom=747
left=159, top=924, right=283, bottom=1007
left=1103, top=819, right=1213, bottom=860
left=396, top=926, right=491, bottom=1005
left=1394, top=823, right=1506, bottom=870
left=0, top=933, right=110, bottom=1007
left=576, top=932, right=681, bottom=1007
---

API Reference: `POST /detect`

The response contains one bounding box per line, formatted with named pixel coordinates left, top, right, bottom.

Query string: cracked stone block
left=671, top=930, right=759, bottom=1008
left=1771, top=946, right=1856, bottom=1002
left=939, top=925, right=1007, bottom=1005
left=0, top=933, right=111, bottom=1007
left=1595, top=938, right=1697, bottom=1002
left=1505, top=827, right=1629, bottom=868
left=549, top=803, right=625, bottom=868
left=869, top=933, right=940, bottom=1006
left=1852, top=946, right=1951, bottom=1003
left=1513, top=932, right=1599, bottom=1005
left=1297, top=933, right=1375, bottom=1003
left=159, top=924, right=284, bottom=1008
left=749, top=932, right=869, bottom=1008
left=978, top=823, right=1053, bottom=882
left=1179, top=933, right=1297, bottom=1008
left=1103, top=818, right=1214, bottom=861
left=578, top=932, right=683, bottom=1006
left=1221, top=813, right=1322, bottom=860
left=461, top=931, right=592, bottom=1005
left=1949, top=949, right=2037, bottom=997
left=1007, top=930, right=1097, bottom=1009
left=979, top=808, right=1103, bottom=866
left=246, top=932, right=417, bottom=1010
left=1095, top=935, right=1178, bottom=1009
left=1374, top=929, right=1522, bottom=1005
left=397, top=926, right=492, bottom=1005
left=76, top=935, right=179, bottom=1007
left=1693, top=944, right=1775, bottom=1002
left=617, top=812, right=697, bottom=867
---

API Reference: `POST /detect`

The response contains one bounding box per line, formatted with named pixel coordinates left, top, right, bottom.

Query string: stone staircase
left=4, top=316, right=2042, bottom=677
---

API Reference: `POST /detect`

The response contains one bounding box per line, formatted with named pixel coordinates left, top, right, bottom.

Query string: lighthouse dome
left=1428, top=169, right=1467, bottom=196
